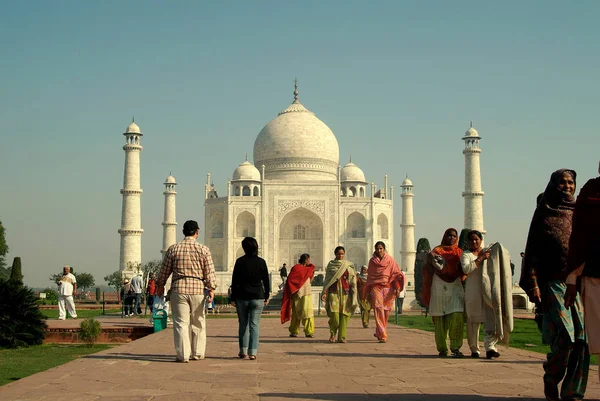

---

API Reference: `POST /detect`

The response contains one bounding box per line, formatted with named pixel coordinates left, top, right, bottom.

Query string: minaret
left=118, top=118, right=143, bottom=276
left=161, top=174, right=178, bottom=254
left=462, top=122, right=486, bottom=235
left=400, top=176, right=416, bottom=289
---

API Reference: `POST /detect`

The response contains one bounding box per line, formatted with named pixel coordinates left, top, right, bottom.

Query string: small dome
left=233, top=160, right=261, bottom=181
left=165, top=175, right=177, bottom=184
left=125, top=121, right=141, bottom=134
left=402, top=176, right=413, bottom=186
left=341, top=161, right=366, bottom=182
left=464, top=122, right=479, bottom=138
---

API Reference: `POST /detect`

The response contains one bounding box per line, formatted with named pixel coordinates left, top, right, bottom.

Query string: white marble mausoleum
left=204, top=82, right=395, bottom=289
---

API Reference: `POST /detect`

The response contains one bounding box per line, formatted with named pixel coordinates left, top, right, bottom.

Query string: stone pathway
left=1, top=317, right=598, bottom=401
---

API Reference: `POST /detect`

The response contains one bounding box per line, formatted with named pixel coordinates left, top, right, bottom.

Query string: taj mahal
left=116, top=80, right=491, bottom=306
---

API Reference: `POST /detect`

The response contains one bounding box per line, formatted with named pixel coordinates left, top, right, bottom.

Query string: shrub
left=0, top=279, right=47, bottom=348
left=458, top=228, right=471, bottom=251
left=40, top=287, right=59, bottom=305
left=414, top=238, right=431, bottom=309
left=80, top=318, right=102, bottom=347
left=213, top=295, right=228, bottom=305
left=312, top=274, right=324, bottom=286
left=10, top=257, right=23, bottom=285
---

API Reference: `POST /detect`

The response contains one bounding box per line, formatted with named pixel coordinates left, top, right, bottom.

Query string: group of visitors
left=420, top=228, right=513, bottom=360
left=279, top=241, right=404, bottom=344
left=519, top=167, right=600, bottom=401
left=147, top=163, right=600, bottom=401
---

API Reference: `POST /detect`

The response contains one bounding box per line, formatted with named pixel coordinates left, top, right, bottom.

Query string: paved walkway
left=1, top=317, right=599, bottom=401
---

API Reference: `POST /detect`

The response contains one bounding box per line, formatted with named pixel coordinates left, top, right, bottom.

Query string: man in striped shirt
left=157, top=220, right=217, bottom=362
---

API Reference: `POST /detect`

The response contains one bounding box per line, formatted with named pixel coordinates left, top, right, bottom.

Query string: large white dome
left=253, top=85, right=339, bottom=181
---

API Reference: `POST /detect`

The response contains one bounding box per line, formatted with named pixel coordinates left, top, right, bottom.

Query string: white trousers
left=58, top=295, right=77, bottom=319
left=170, top=292, right=206, bottom=361
left=467, top=321, right=499, bottom=353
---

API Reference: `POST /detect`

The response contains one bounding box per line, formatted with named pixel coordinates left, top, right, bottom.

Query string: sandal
left=248, top=355, right=256, bottom=360
left=238, top=353, right=247, bottom=359
left=329, top=335, right=335, bottom=343
left=337, top=339, right=347, bottom=343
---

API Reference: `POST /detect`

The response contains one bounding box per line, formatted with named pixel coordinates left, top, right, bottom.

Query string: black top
left=231, top=255, right=271, bottom=301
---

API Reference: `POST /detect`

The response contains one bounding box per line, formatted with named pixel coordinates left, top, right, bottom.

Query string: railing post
left=318, top=292, right=322, bottom=316
left=102, top=292, right=105, bottom=315
left=395, top=298, right=399, bottom=324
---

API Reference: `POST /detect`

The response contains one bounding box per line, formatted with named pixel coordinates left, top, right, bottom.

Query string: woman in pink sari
left=367, top=241, right=405, bottom=343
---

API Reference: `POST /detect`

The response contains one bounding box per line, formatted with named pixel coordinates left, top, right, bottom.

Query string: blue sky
left=1, top=1, right=598, bottom=288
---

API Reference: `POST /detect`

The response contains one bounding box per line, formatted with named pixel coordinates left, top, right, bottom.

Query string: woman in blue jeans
left=230, top=237, right=270, bottom=360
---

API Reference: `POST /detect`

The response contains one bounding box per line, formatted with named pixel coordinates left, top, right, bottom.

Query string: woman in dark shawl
left=520, top=169, right=589, bottom=401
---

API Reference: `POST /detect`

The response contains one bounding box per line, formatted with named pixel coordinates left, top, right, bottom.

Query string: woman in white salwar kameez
left=461, top=230, right=500, bottom=359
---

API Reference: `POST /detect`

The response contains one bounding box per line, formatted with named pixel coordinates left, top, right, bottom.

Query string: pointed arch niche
left=235, top=211, right=256, bottom=238
left=279, top=207, right=323, bottom=270
left=347, top=212, right=366, bottom=238
left=377, top=213, right=389, bottom=240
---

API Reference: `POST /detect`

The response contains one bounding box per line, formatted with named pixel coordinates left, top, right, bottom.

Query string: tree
left=0, top=220, right=9, bottom=281
left=141, top=260, right=162, bottom=289
left=76, top=273, right=95, bottom=292
left=458, top=228, right=471, bottom=251
left=49, top=273, right=62, bottom=285
left=0, top=279, right=48, bottom=348
left=10, top=257, right=23, bottom=284
left=104, top=270, right=124, bottom=294
left=414, top=238, right=431, bottom=309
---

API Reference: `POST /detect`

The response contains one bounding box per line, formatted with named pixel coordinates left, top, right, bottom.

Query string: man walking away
left=157, top=220, right=217, bottom=363
left=131, top=272, right=144, bottom=315
left=57, top=265, right=77, bottom=320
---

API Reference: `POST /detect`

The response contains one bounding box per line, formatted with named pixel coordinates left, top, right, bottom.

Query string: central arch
left=279, top=207, right=324, bottom=270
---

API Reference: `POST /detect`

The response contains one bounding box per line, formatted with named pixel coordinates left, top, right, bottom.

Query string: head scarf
left=520, top=169, right=576, bottom=290
left=280, top=263, right=316, bottom=324
left=419, top=228, right=463, bottom=307
left=431, top=228, right=464, bottom=282
left=366, top=251, right=404, bottom=293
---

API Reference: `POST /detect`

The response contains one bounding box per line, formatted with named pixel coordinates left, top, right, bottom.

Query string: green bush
left=10, top=257, right=23, bottom=285
left=40, top=288, right=59, bottom=305
left=213, top=295, right=229, bottom=305
left=0, top=279, right=47, bottom=348
left=79, top=318, right=102, bottom=347
left=414, top=238, right=431, bottom=309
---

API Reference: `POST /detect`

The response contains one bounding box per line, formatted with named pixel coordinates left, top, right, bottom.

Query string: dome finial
left=470, top=120, right=473, bottom=128
left=293, top=78, right=299, bottom=103
left=132, top=116, right=135, bottom=123
left=349, top=153, right=352, bottom=163
left=245, top=152, right=248, bottom=162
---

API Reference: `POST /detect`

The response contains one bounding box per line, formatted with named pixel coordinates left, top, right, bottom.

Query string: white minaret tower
left=462, top=122, right=486, bottom=235
left=400, top=176, right=416, bottom=292
left=118, top=119, right=143, bottom=277
left=161, top=174, right=178, bottom=254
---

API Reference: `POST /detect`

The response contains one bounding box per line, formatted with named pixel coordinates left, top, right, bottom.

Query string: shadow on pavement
left=285, top=351, right=542, bottom=364
left=84, top=352, right=237, bottom=362
left=260, top=394, right=542, bottom=401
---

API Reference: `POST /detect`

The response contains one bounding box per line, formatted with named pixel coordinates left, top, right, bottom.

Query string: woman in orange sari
left=367, top=241, right=405, bottom=343
left=421, top=228, right=465, bottom=357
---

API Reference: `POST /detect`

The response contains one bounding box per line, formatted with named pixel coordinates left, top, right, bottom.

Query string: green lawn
left=393, top=315, right=598, bottom=365
left=0, top=344, right=112, bottom=386
left=41, top=308, right=122, bottom=319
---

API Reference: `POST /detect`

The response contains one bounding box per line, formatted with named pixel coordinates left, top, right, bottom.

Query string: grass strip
left=0, top=344, right=111, bottom=386
left=392, top=315, right=598, bottom=365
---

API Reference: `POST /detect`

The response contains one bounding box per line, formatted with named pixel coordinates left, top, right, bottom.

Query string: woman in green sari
left=321, top=246, right=358, bottom=343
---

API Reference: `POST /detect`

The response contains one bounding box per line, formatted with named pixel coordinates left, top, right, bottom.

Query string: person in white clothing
left=461, top=230, right=500, bottom=359
left=130, top=273, right=144, bottom=315
left=57, top=265, right=77, bottom=320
